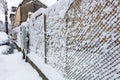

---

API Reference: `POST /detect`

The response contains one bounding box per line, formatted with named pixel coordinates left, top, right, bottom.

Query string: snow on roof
left=31, top=8, right=45, bottom=19
left=38, top=0, right=57, bottom=7
left=38, top=0, right=48, bottom=6
left=25, top=1, right=33, bottom=5
left=10, top=11, right=16, bottom=14
left=0, top=32, right=9, bottom=44
left=21, top=22, right=28, bottom=27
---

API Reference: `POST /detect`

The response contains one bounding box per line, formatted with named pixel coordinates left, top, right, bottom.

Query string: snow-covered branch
left=0, top=0, right=7, bottom=13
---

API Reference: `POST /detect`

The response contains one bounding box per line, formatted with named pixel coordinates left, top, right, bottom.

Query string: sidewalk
left=12, top=41, right=65, bottom=80
left=0, top=50, right=42, bottom=80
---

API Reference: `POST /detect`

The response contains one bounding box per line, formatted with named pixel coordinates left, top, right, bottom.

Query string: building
left=9, top=6, right=17, bottom=28
left=13, top=0, right=47, bottom=28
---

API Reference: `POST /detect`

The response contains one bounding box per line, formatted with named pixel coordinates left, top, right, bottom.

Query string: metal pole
left=44, top=14, right=47, bottom=64
left=5, top=10, right=8, bottom=34
left=5, top=1, right=8, bottom=34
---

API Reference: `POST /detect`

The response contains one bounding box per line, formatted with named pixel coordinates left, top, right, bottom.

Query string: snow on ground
left=0, top=32, right=10, bottom=55
left=0, top=45, right=10, bottom=55
left=28, top=53, right=65, bottom=80
left=0, top=50, right=42, bottom=80
left=0, top=32, right=9, bottom=44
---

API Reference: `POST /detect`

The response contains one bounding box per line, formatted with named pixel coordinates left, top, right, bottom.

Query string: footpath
left=13, top=41, right=65, bottom=80
left=0, top=50, right=42, bottom=80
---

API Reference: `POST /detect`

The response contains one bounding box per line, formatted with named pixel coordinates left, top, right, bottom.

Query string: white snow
left=12, top=0, right=120, bottom=79
left=0, top=45, right=10, bottom=55
left=0, top=22, right=5, bottom=32
left=28, top=53, right=65, bottom=80
left=0, top=32, right=9, bottom=44
left=31, top=8, right=45, bottom=19
left=0, top=50, right=42, bottom=80
left=38, top=0, right=57, bottom=7
left=0, top=32, right=9, bottom=54
left=25, top=0, right=75, bottom=78
left=45, top=0, right=74, bottom=17
left=0, top=31, right=42, bottom=80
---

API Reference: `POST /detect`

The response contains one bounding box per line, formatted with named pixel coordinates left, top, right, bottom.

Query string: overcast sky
left=0, top=0, right=57, bottom=22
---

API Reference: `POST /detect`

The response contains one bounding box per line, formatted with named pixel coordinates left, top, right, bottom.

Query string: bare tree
left=0, top=0, right=8, bottom=34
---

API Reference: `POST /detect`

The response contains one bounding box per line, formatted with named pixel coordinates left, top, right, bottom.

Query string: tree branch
left=0, top=0, right=7, bottom=13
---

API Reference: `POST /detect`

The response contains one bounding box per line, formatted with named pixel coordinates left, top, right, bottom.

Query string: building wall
left=13, top=7, right=21, bottom=27
left=20, top=3, right=34, bottom=22
left=13, top=1, right=47, bottom=27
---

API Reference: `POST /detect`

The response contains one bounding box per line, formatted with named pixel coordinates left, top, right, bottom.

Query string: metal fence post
left=44, top=14, right=47, bottom=64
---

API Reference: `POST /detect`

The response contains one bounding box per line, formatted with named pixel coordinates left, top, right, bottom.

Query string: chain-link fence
left=28, top=0, right=120, bottom=80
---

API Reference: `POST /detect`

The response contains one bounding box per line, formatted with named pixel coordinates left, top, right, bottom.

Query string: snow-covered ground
left=0, top=32, right=42, bottom=80
left=0, top=45, right=10, bottom=55
left=28, top=53, right=65, bottom=80
left=0, top=32, right=9, bottom=45
left=0, top=32, right=10, bottom=55
left=0, top=50, right=42, bottom=80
